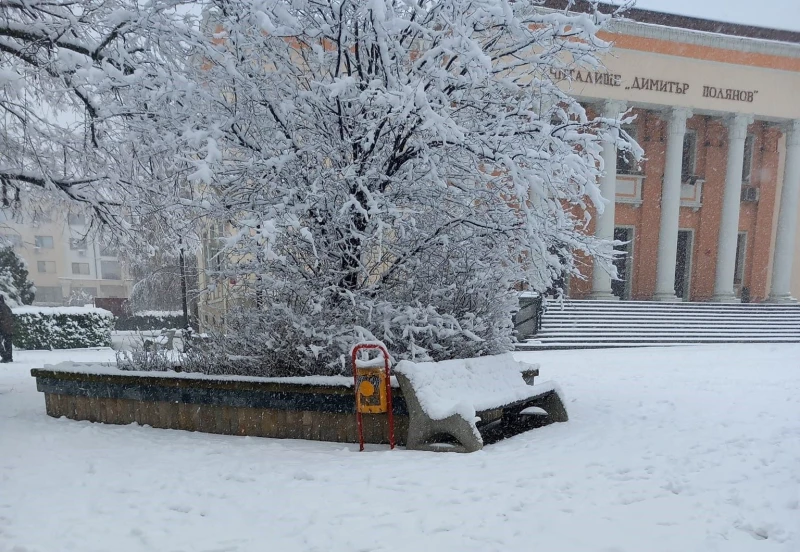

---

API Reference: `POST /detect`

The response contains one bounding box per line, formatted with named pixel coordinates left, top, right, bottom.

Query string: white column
left=590, top=100, right=627, bottom=300
left=768, top=120, right=800, bottom=302
left=654, top=108, right=692, bottom=301
left=712, top=115, right=752, bottom=302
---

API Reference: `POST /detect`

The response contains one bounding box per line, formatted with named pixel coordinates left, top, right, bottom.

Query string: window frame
left=35, top=286, right=63, bottom=304
left=34, top=235, right=54, bottom=249
left=734, top=232, right=747, bottom=285
left=67, top=214, right=86, bottom=226
left=616, top=124, right=640, bottom=175
left=681, top=130, right=698, bottom=180
left=204, top=223, right=224, bottom=272
left=71, top=262, right=91, bottom=276
left=100, top=260, right=122, bottom=280
left=37, top=260, right=56, bottom=273
left=741, top=134, right=755, bottom=184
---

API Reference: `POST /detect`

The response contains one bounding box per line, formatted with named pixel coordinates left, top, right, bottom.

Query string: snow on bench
left=394, top=353, right=567, bottom=453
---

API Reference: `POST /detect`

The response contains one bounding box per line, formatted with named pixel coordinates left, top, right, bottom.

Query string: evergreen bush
left=12, top=307, right=114, bottom=350
left=0, top=246, right=35, bottom=306
left=115, top=311, right=184, bottom=331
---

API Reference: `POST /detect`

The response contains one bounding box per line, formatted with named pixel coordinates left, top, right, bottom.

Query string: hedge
left=12, top=307, right=114, bottom=350
left=115, top=310, right=185, bottom=331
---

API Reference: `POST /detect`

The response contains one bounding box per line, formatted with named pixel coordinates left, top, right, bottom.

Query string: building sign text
left=627, top=77, right=690, bottom=95
left=550, top=68, right=622, bottom=88
left=552, top=68, right=764, bottom=106
left=702, top=86, right=758, bottom=103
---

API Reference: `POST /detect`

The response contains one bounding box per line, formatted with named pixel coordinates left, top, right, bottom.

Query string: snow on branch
left=140, top=0, right=638, bottom=375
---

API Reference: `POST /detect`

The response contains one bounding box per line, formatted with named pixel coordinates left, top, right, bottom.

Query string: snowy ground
left=1, top=345, right=798, bottom=552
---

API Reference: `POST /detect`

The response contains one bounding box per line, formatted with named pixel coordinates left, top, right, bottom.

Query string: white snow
left=132, top=310, right=183, bottom=317
left=2, top=344, right=799, bottom=551
left=395, top=353, right=557, bottom=424
left=40, top=360, right=357, bottom=387
left=12, top=306, right=113, bottom=317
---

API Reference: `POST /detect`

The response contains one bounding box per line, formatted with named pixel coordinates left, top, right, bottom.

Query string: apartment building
left=0, top=210, right=131, bottom=306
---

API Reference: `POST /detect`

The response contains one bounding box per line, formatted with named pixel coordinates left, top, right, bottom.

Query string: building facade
left=541, top=4, right=800, bottom=302
left=0, top=211, right=131, bottom=306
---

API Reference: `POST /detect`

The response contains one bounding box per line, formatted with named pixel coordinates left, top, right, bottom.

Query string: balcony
left=680, top=176, right=704, bottom=210
left=615, top=174, right=704, bottom=211
left=615, top=174, right=645, bottom=207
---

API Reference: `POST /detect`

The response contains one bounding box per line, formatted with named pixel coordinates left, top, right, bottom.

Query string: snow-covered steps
left=517, top=300, right=800, bottom=350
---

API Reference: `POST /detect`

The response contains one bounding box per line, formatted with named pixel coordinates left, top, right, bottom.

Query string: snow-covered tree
left=0, top=0, right=195, bottom=225
left=147, top=0, right=636, bottom=375
left=0, top=245, right=35, bottom=306
left=3, top=0, right=637, bottom=373
left=128, top=251, right=198, bottom=313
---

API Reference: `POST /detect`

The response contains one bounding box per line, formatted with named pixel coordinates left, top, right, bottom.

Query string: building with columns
left=542, top=2, right=800, bottom=303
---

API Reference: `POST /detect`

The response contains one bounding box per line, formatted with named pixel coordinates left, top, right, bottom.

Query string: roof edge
left=538, top=1, right=800, bottom=51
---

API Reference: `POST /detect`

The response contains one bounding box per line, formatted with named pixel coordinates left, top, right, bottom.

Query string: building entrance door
left=674, top=230, right=694, bottom=300
left=612, top=227, right=633, bottom=300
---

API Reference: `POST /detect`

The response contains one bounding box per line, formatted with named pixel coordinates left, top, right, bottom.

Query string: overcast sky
left=611, top=0, right=800, bottom=33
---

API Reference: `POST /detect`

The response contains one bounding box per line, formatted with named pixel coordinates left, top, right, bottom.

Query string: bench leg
left=502, top=389, right=569, bottom=427
left=537, top=390, right=569, bottom=423
left=406, top=413, right=483, bottom=453
left=397, top=373, right=483, bottom=453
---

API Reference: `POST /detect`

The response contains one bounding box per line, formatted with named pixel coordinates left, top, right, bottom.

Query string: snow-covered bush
left=13, top=307, right=114, bottom=350
left=207, top=240, right=521, bottom=376
left=116, top=311, right=185, bottom=331
left=139, top=1, right=637, bottom=376
left=67, top=289, right=95, bottom=307
left=116, top=348, right=181, bottom=372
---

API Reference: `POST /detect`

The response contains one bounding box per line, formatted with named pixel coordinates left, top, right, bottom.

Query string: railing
left=514, top=293, right=544, bottom=338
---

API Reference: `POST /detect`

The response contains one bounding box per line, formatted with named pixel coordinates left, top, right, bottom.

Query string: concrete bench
left=143, top=329, right=176, bottom=352
left=394, top=354, right=568, bottom=453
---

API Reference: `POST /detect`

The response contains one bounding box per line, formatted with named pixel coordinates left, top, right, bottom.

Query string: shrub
left=0, top=246, right=35, bottom=306
left=12, top=307, right=114, bottom=350
left=115, top=311, right=185, bottom=331
left=116, top=348, right=182, bottom=372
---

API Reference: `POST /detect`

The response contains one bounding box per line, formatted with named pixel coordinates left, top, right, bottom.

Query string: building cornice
left=535, top=2, right=800, bottom=61
left=608, top=19, right=800, bottom=61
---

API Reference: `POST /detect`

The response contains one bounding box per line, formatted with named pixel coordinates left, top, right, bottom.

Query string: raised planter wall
left=32, top=368, right=409, bottom=445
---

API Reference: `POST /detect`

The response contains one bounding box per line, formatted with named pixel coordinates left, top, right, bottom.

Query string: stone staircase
left=517, top=300, right=800, bottom=350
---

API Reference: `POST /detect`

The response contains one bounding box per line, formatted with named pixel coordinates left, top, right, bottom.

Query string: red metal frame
left=351, top=343, right=395, bottom=452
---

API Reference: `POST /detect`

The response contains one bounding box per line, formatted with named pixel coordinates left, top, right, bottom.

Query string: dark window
left=101, top=261, right=121, bottom=280
left=734, top=233, right=747, bottom=285
left=35, top=286, right=63, bottom=304
left=68, top=214, right=86, bottom=226
left=37, top=261, right=56, bottom=273
left=617, top=124, right=639, bottom=174
left=205, top=224, right=224, bottom=272
left=681, top=131, right=697, bottom=180
left=742, top=134, right=755, bottom=183
left=72, top=263, right=91, bottom=275
left=34, top=236, right=54, bottom=249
